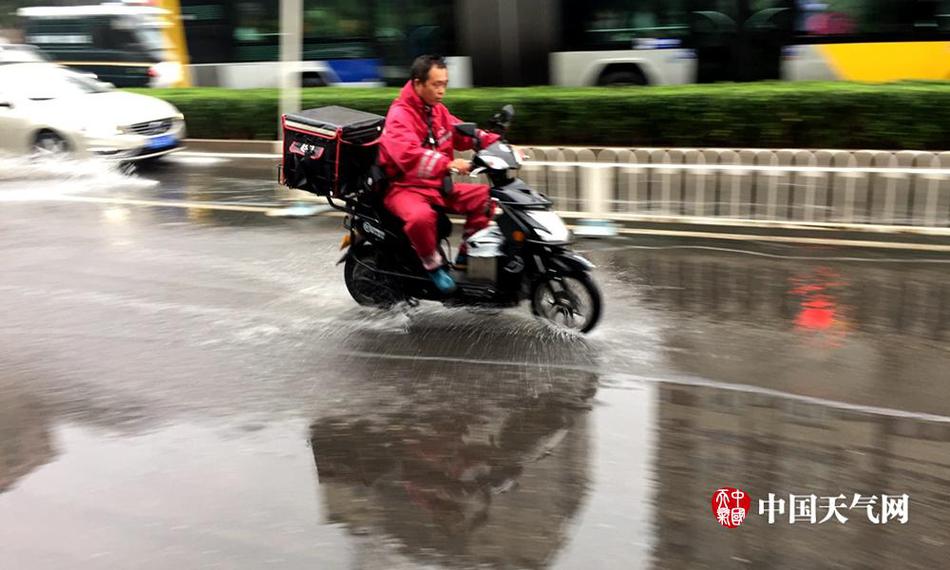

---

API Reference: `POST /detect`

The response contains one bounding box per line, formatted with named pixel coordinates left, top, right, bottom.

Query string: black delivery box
left=281, top=106, right=385, bottom=197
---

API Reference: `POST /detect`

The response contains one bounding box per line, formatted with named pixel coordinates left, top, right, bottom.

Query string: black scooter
left=331, top=105, right=602, bottom=333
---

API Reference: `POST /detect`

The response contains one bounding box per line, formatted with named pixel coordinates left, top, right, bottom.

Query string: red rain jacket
left=378, top=81, right=499, bottom=197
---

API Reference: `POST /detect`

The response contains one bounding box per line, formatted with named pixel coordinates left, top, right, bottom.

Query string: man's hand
left=449, top=158, right=471, bottom=176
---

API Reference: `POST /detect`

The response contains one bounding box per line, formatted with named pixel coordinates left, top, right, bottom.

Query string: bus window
left=179, top=0, right=389, bottom=86
left=375, top=0, right=456, bottom=83
left=133, top=23, right=170, bottom=55
left=234, top=0, right=278, bottom=54
left=910, top=0, right=950, bottom=32
left=25, top=17, right=96, bottom=50
left=102, top=26, right=137, bottom=51
left=304, top=1, right=370, bottom=39
left=563, top=1, right=690, bottom=50
left=301, top=0, right=374, bottom=59
left=231, top=0, right=375, bottom=61
left=92, top=16, right=168, bottom=62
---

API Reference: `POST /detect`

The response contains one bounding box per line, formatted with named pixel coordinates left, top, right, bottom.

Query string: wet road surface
left=1, top=155, right=949, bottom=569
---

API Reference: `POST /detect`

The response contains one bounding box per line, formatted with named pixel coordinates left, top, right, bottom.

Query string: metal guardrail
left=183, top=140, right=950, bottom=232
left=493, top=148, right=950, bottom=229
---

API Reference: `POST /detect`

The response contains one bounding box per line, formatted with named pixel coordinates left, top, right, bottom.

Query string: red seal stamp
left=713, top=487, right=750, bottom=528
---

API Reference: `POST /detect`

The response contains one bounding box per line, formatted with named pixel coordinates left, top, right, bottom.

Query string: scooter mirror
left=490, top=105, right=514, bottom=133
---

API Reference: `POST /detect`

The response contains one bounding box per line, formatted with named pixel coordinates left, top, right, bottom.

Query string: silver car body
left=0, top=63, right=185, bottom=160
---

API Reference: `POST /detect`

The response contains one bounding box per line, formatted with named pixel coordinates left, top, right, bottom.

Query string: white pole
left=279, top=0, right=302, bottom=136
left=275, top=0, right=327, bottom=215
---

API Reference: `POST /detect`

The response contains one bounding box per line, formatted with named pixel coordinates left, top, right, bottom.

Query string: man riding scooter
left=377, top=55, right=501, bottom=294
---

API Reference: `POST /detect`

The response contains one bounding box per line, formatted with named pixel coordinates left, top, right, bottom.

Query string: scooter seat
left=433, top=207, right=453, bottom=240
left=372, top=203, right=452, bottom=241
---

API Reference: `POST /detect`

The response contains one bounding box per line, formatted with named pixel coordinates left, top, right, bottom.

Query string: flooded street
left=1, top=155, right=948, bottom=568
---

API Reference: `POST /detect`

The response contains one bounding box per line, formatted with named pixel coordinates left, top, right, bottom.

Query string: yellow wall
left=156, top=0, right=191, bottom=87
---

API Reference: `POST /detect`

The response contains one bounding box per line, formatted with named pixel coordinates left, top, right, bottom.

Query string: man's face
left=413, top=65, right=448, bottom=106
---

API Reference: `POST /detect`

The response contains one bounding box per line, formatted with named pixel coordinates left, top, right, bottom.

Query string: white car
left=0, top=43, right=50, bottom=63
left=0, top=62, right=185, bottom=161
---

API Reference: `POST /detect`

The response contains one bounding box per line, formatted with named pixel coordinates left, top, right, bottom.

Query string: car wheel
left=598, top=69, right=648, bottom=87
left=302, top=73, right=326, bottom=87
left=137, top=155, right=167, bottom=167
left=32, top=131, right=70, bottom=156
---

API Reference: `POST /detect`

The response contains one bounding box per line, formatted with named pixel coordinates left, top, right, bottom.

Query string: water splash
left=0, top=154, right=158, bottom=201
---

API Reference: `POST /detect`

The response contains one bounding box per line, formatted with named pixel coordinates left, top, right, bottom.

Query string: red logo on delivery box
left=712, top=488, right=751, bottom=528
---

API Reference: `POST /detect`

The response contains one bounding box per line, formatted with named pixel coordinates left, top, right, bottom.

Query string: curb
left=184, top=139, right=280, bottom=155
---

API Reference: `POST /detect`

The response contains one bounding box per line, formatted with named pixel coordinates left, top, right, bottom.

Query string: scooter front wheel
left=531, top=272, right=602, bottom=334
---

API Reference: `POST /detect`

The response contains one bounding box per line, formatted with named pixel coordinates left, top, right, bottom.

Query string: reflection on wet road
left=0, top=156, right=948, bottom=568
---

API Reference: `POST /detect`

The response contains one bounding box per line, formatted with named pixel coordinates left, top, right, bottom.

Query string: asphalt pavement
left=1, top=154, right=948, bottom=569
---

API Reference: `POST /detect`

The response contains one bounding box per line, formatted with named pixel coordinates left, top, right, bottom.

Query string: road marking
left=559, top=212, right=950, bottom=237
left=610, top=371, right=950, bottom=424
left=336, top=350, right=950, bottom=423
left=49, top=195, right=280, bottom=213
left=16, top=194, right=950, bottom=251
left=613, top=227, right=950, bottom=252
left=576, top=243, right=950, bottom=263
left=178, top=151, right=279, bottom=160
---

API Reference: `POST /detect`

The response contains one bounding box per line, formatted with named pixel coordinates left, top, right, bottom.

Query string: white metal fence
left=488, top=148, right=950, bottom=228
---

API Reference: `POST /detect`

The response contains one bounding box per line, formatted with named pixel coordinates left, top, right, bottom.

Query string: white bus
left=552, top=0, right=950, bottom=86
left=17, top=2, right=184, bottom=88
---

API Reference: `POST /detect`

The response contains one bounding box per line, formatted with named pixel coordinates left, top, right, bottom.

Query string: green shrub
left=131, top=81, right=950, bottom=149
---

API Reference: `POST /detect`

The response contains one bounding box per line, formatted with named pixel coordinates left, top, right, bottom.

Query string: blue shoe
left=428, top=268, right=457, bottom=294
left=453, top=252, right=468, bottom=269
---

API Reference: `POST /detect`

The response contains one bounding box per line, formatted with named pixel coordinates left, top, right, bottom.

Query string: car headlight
left=527, top=210, right=571, bottom=243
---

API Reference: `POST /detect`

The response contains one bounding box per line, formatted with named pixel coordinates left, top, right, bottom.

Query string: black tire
left=343, top=246, right=399, bottom=308
left=134, top=155, right=170, bottom=170
left=302, top=73, right=326, bottom=88
left=531, top=272, right=602, bottom=333
left=598, top=69, right=647, bottom=87
left=32, top=130, right=70, bottom=156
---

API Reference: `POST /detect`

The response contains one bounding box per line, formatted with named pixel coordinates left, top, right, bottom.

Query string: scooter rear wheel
left=344, top=247, right=400, bottom=308
left=531, top=272, right=602, bottom=333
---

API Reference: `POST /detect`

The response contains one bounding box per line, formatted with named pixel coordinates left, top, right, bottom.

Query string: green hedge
left=131, top=82, right=950, bottom=150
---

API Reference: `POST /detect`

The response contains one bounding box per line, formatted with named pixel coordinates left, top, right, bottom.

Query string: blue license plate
left=147, top=134, right=177, bottom=150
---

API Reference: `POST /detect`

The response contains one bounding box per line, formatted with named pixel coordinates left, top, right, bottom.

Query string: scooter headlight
left=526, top=210, right=571, bottom=243
left=481, top=155, right=510, bottom=170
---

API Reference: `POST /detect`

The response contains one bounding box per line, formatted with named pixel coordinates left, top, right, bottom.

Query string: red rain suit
left=378, top=81, right=500, bottom=270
